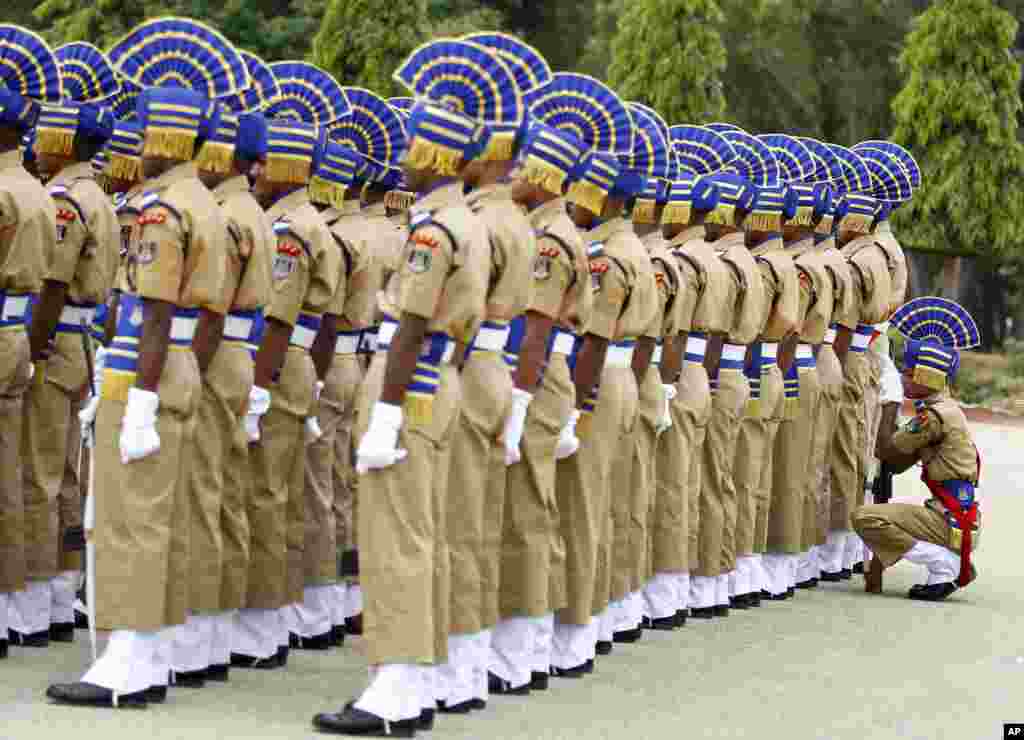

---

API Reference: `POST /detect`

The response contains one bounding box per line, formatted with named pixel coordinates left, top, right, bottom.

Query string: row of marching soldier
left=0, top=18, right=982, bottom=738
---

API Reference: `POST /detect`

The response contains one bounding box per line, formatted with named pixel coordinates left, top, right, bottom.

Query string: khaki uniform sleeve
left=266, top=231, right=308, bottom=326
left=230, top=217, right=273, bottom=310
left=674, top=258, right=700, bottom=334
left=529, top=235, right=574, bottom=321
left=396, top=224, right=456, bottom=320
left=134, top=205, right=186, bottom=304
left=326, top=236, right=350, bottom=317
left=48, top=196, right=88, bottom=285
left=892, top=408, right=944, bottom=455
left=344, top=247, right=375, bottom=327
left=835, top=266, right=861, bottom=330
left=586, top=256, right=628, bottom=340
left=0, top=189, right=15, bottom=230
left=306, top=228, right=342, bottom=314
left=650, top=257, right=674, bottom=338
left=181, top=209, right=228, bottom=312
left=796, top=267, right=814, bottom=328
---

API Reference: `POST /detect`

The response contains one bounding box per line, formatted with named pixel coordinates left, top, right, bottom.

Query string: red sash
left=919, top=449, right=980, bottom=588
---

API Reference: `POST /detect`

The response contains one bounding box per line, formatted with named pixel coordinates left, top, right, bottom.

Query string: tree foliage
left=892, top=0, right=1024, bottom=258
left=311, top=0, right=427, bottom=98
left=607, top=0, right=728, bottom=123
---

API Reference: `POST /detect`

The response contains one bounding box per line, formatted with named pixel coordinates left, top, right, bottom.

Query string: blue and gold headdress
left=264, top=119, right=323, bottom=185
left=395, top=38, right=523, bottom=162
left=787, top=181, right=834, bottom=231
left=220, top=51, right=281, bottom=114
left=628, top=102, right=671, bottom=223
left=720, top=129, right=781, bottom=187
left=891, top=296, right=980, bottom=391
left=386, top=97, right=414, bottom=117
left=264, top=61, right=350, bottom=127
left=517, top=121, right=584, bottom=197
left=827, top=144, right=871, bottom=195
left=35, top=103, right=113, bottom=157
left=309, top=140, right=360, bottom=208
left=104, top=118, right=143, bottom=182
left=758, top=134, right=814, bottom=184
left=524, top=73, right=634, bottom=155
left=853, top=146, right=914, bottom=203
left=100, top=77, right=141, bottom=121
left=853, top=140, right=921, bottom=190
left=670, top=124, right=737, bottom=176
left=0, top=25, right=62, bottom=131
left=663, top=173, right=720, bottom=226
left=329, top=87, right=407, bottom=181
left=55, top=43, right=119, bottom=103
left=702, top=172, right=756, bottom=228
left=705, top=122, right=743, bottom=133
left=461, top=32, right=553, bottom=94
left=195, top=102, right=238, bottom=174
left=827, top=144, right=875, bottom=235
left=799, top=137, right=844, bottom=183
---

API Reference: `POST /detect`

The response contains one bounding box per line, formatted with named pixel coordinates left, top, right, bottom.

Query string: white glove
left=554, top=409, right=581, bottom=460
left=656, top=383, right=677, bottom=435
left=119, top=387, right=160, bottom=464
left=28, top=362, right=35, bottom=382
left=879, top=353, right=904, bottom=405
left=356, top=401, right=407, bottom=474
left=244, top=385, right=271, bottom=442
left=305, top=415, right=323, bottom=444
left=503, top=388, right=533, bottom=466
left=79, top=347, right=107, bottom=434
left=313, top=379, right=325, bottom=401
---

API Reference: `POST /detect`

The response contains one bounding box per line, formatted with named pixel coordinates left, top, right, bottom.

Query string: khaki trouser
left=23, top=331, right=86, bottom=581
left=556, top=365, right=630, bottom=625
left=626, top=365, right=659, bottom=596
left=447, top=351, right=511, bottom=635
left=358, top=355, right=461, bottom=666
left=597, top=367, right=638, bottom=612
left=862, top=351, right=883, bottom=496
left=852, top=502, right=968, bottom=567
left=58, top=396, right=84, bottom=573
left=796, top=367, right=824, bottom=551
left=609, top=366, right=644, bottom=604
left=736, top=365, right=783, bottom=558
left=501, top=355, right=573, bottom=620
left=831, top=351, right=872, bottom=530
left=93, top=346, right=199, bottom=631
left=247, top=348, right=313, bottom=610
left=185, top=342, right=252, bottom=612
left=813, top=346, right=844, bottom=544
left=655, top=360, right=710, bottom=576
left=0, top=329, right=32, bottom=593
left=699, top=368, right=748, bottom=577
left=329, top=355, right=362, bottom=575
left=220, top=384, right=252, bottom=612
left=768, top=367, right=820, bottom=554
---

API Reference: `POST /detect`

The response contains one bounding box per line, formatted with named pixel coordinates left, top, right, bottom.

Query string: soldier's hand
left=555, top=409, right=581, bottom=460
left=119, top=388, right=161, bottom=463
left=244, top=386, right=271, bottom=443
left=656, top=383, right=677, bottom=435
left=356, top=402, right=407, bottom=474
left=503, top=388, right=533, bottom=466
left=305, top=415, right=324, bottom=445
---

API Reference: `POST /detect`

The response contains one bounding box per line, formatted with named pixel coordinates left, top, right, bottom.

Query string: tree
left=892, top=0, right=1024, bottom=347
left=607, top=0, right=727, bottom=123
left=311, top=0, right=426, bottom=97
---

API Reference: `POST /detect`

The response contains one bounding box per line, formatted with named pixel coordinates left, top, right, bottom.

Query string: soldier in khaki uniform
left=854, top=296, right=981, bottom=602
left=691, top=167, right=764, bottom=618
left=313, top=98, right=487, bottom=736
left=170, top=109, right=274, bottom=684
left=491, top=122, right=591, bottom=693
left=0, top=25, right=62, bottom=660
left=16, top=92, right=117, bottom=648
left=46, top=54, right=239, bottom=703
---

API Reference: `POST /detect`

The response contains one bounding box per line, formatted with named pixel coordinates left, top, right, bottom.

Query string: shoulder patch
left=410, top=230, right=441, bottom=250
left=139, top=192, right=160, bottom=210
left=588, top=241, right=605, bottom=260
left=56, top=207, right=77, bottom=222
left=590, top=256, right=609, bottom=292
left=410, top=210, right=433, bottom=229
left=137, top=211, right=166, bottom=226
left=406, top=247, right=432, bottom=274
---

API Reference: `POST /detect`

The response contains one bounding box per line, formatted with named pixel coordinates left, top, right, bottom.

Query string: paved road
left=3, top=422, right=1022, bottom=740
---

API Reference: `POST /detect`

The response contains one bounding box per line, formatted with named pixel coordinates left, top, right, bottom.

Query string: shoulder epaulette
left=587, top=241, right=605, bottom=260
left=273, top=219, right=312, bottom=259
left=409, top=208, right=458, bottom=254
left=50, top=185, right=87, bottom=224
left=138, top=197, right=182, bottom=226
left=331, top=232, right=354, bottom=277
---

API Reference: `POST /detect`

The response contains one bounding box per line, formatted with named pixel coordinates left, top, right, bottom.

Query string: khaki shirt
left=323, top=206, right=374, bottom=330
left=0, top=150, right=54, bottom=295
left=210, top=175, right=273, bottom=314
left=819, top=241, right=854, bottom=330
left=668, top=226, right=731, bottom=335
left=360, top=201, right=408, bottom=323
left=892, top=393, right=979, bottom=484
left=113, top=186, right=145, bottom=294
left=750, top=236, right=798, bottom=342
left=641, top=231, right=682, bottom=339
left=380, top=181, right=487, bottom=342
left=466, top=183, right=535, bottom=321
left=584, top=216, right=658, bottom=341
left=872, top=220, right=908, bottom=314
left=130, top=162, right=226, bottom=311
left=528, top=197, right=590, bottom=334
left=790, top=237, right=834, bottom=344
left=714, top=232, right=765, bottom=345
left=45, top=162, right=119, bottom=306
left=841, top=236, right=892, bottom=327
left=265, top=188, right=340, bottom=327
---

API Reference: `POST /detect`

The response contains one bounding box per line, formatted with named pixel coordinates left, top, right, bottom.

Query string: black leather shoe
left=230, top=652, right=283, bottom=670
left=75, top=611, right=89, bottom=629
left=345, top=614, right=363, bottom=636
left=550, top=663, right=586, bottom=679
left=583, top=658, right=594, bottom=674
left=786, top=587, right=796, bottom=598
left=749, top=593, right=762, bottom=608
left=205, top=664, right=229, bottom=682
left=488, top=671, right=530, bottom=695
left=595, top=640, right=613, bottom=655
left=650, top=616, right=676, bottom=631
left=174, top=669, right=206, bottom=688
left=0, top=639, right=7, bottom=659
left=10, top=629, right=49, bottom=647
left=469, top=698, right=486, bottom=710
left=291, top=632, right=333, bottom=651
left=839, top=569, right=852, bottom=581
left=46, top=682, right=148, bottom=708
left=331, top=625, right=346, bottom=648
left=418, top=707, right=434, bottom=731
left=820, top=570, right=843, bottom=582
left=769, top=592, right=788, bottom=601
left=674, top=609, right=688, bottom=627
left=613, top=627, right=642, bottom=643
left=713, top=605, right=729, bottom=617
left=796, top=578, right=819, bottom=590
left=530, top=672, right=549, bottom=691
left=640, top=616, right=652, bottom=630
left=144, top=685, right=167, bottom=704
left=908, top=581, right=961, bottom=601
left=690, top=606, right=714, bottom=619
left=436, top=699, right=472, bottom=714
left=49, top=622, right=75, bottom=642
left=277, top=645, right=290, bottom=665
left=313, top=705, right=417, bottom=737
left=729, top=595, right=749, bottom=610
left=852, top=561, right=865, bottom=574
